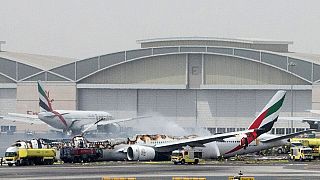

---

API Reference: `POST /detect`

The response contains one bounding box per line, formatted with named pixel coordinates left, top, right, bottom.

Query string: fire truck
left=60, top=147, right=103, bottom=163
left=171, top=149, right=202, bottom=165
left=289, top=146, right=313, bottom=161
left=291, top=138, right=320, bottom=159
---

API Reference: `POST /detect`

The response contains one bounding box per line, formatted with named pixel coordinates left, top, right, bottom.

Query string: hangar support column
left=187, top=54, right=203, bottom=89
left=312, top=83, right=320, bottom=110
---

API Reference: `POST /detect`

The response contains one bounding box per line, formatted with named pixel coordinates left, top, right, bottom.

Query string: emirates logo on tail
left=226, top=91, right=286, bottom=154
left=38, top=81, right=53, bottom=112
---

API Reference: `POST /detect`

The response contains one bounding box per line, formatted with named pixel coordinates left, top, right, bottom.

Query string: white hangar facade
left=1, top=37, right=320, bottom=134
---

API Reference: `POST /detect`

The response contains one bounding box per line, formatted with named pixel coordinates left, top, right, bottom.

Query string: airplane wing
left=152, top=129, right=255, bottom=153
left=279, top=117, right=320, bottom=130
left=81, top=116, right=151, bottom=134
left=1, top=113, right=44, bottom=125
left=260, top=129, right=314, bottom=143
left=309, top=110, right=320, bottom=114
left=279, top=109, right=320, bottom=122
left=96, top=116, right=150, bottom=125
left=279, top=116, right=320, bottom=122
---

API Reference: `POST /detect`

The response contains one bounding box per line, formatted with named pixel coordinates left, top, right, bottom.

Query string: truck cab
left=171, top=149, right=202, bottom=165
left=289, top=146, right=313, bottom=161
left=4, top=147, right=19, bottom=166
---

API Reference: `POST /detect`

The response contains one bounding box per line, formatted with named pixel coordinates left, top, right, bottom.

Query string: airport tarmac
left=1, top=161, right=320, bottom=180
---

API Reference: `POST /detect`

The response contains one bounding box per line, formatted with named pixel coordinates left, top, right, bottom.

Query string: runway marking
left=3, top=163, right=320, bottom=180
left=0, top=164, right=225, bottom=170
left=8, top=173, right=320, bottom=180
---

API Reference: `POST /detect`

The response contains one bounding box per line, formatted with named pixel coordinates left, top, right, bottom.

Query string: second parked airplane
left=4, top=81, right=147, bottom=135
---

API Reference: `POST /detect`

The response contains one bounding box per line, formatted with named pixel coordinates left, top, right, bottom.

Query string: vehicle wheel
left=289, top=156, right=293, bottom=161
left=15, top=161, right=20, bottom=166
left=300, top=157, right=303, bottom=162
left=181, top=159, right=185, bottom=165
left=194, top=159, right=199, bottom=164
left=174, top=162, right=178, bottom=165
left=8, top=163, right=13, bottom=167
left=277, top=148, right=283, bottom=154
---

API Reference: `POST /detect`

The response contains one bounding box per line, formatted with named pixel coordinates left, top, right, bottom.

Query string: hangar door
left=137, top=89, right=197, bottom=127
left=0, top=88, right=16, bottom=133
left=196, top=89, right=312, bottom=128
left=137, top=89, right=311, bottom=129
left=0, top=88, right=16, bottom=116
left=77, top=89, right=137, bottom=119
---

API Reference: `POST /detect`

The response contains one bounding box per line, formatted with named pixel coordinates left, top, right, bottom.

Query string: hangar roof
left=137, top=37, right=293, bottom=45
left=137, top=37, right=293, bottom=53
left=281, top=52, right=320, bottom=64
left=0, top=37, right=319, bottom=83
left=0, top=51, right=76, bottom=70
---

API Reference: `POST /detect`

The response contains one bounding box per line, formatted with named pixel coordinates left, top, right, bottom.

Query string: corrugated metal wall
left=137, top=90, right=196, bottom=126
left=188, top=54, right=202, bottom=88
left=0, top=58, right=16, bottom=80
left=78, top=89, right=137, bottom=119
left=79, top=53, right=310, bottom=86
left=0, top=88, right=16, bottom=116
left=77, top=89, right=311, bottom=129
left=0, top=75, right=15, bottom=83
left=79, top=54, right=186, bottom=84
left=204, top=55, right=309, bottom=85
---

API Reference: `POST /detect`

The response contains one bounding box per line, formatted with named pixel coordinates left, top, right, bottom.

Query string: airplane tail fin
left=248, top=90, right=286, bottom=133
left=225, top=90, right=286, bottom=154
left=38, top=80, right=53, bottom=112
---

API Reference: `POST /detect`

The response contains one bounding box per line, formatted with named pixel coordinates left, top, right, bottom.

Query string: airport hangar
left=0, top=37, right=319, bottom=135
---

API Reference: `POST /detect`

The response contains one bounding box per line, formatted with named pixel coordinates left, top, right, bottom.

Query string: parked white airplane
left=3, top=81, right=147, bottom=135
left=279, top=110, right=320, bottom=131
left=97, top=90, right=311, bottom=161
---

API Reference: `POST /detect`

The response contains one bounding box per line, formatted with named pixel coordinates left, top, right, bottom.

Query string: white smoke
left=192, top=126, right=212, bottom=137
left=132, top=112, right=211, bottom=137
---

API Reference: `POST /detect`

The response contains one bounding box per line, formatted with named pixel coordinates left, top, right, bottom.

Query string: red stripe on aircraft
left=225, top=145, right=243, bottom=154
left=225, top=131, right=258, bottom=154
left=45, top=92, right=53, bottom=111
left=52, top=111, right=68, bottom=128
left=248, top=109, right=268, bottom=130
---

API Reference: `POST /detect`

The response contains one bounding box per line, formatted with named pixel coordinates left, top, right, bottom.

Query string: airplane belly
left=99, top=145, right=128, bottom=161
left=218, top=143, right=240, bottom=158
left=223, top=147, right=256, bottom=158
left=201, top=142, right=221, bottom=159
left=43, top=117, right=65, bottom=129
left=221, top=142, right=281, bottom=158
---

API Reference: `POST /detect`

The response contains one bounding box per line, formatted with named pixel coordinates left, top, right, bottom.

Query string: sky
left=0, top=0, right=319, bottom=59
